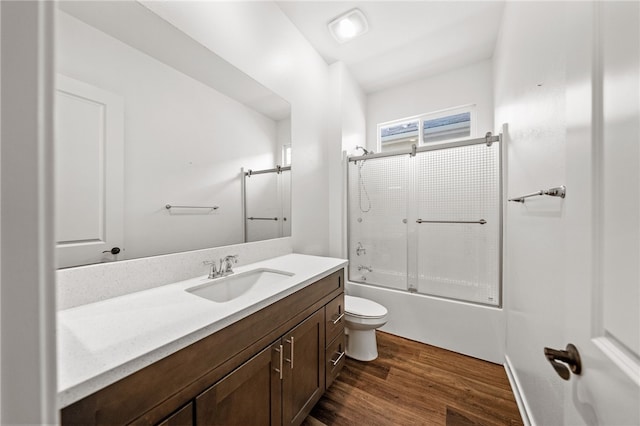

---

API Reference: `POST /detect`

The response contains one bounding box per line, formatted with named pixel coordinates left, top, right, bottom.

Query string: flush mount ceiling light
left=328, top=8, right=369, bottom=44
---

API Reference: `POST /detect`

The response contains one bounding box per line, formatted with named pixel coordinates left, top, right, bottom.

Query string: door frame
left=0, top=1, right=57, bottom=423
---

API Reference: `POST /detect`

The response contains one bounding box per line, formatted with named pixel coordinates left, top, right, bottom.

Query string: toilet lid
left=345, top=295, right=387, bottom=318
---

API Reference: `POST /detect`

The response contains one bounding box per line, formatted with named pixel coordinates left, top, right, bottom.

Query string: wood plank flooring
left=303, top=332, right=523, bottom=426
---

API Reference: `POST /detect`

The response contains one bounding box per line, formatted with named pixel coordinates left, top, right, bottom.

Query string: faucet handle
left=220, top=255, right=239, bottom=275
left=203, top=260, right=219, bottom=278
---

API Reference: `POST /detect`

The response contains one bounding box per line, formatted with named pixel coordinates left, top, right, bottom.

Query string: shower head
left=355, top=145, right=373, bottom=155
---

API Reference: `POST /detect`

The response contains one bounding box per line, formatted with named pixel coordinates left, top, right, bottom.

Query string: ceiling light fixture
left=328, top=9, right=369, bottom=44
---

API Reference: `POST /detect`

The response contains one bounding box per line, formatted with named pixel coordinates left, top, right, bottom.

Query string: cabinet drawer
left=317, top=269, right=343, bottom=297
left=325, top=294, right=345, bottom=344
left=325, top=333, right=346, bottom=389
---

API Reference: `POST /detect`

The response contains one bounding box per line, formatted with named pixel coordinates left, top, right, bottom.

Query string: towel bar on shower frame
left=165, top=204, right=219, bottom=210
left=416, top=219, right=487, bottom=225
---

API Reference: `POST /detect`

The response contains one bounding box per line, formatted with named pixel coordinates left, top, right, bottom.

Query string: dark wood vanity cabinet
left=156, top=403, right=194, bottom=426
left=195, top=309, right=325, bottom=426
left=61, top=269, right=344, bottom=426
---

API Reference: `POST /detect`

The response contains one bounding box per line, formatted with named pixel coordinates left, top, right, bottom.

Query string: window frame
left=377, top=104, right=477, bottom=153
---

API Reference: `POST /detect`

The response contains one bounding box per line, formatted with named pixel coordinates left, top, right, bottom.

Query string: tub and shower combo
left=345, top=133, right=504, bottom=363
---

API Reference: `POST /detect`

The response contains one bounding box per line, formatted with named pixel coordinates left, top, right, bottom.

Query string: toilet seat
left=345, top=295, right=387, bottom=318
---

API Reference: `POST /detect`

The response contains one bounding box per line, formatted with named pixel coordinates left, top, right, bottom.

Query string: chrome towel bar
left=165, top=204, right=219, bottom=210
left=508, top=185, right=566, bottom=203
left=245, top=165, right=291, bottom=177
left=416, top=219, right=487, bottom=225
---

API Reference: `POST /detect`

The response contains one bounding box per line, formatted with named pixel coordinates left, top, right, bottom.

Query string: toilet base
left=345, top=328, right=379, bottom=361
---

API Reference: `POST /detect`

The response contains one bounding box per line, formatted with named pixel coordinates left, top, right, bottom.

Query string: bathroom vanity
left=58, top=255, right=346, bottom=425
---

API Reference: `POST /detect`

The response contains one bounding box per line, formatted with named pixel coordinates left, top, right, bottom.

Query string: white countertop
left=57, top=253, right=347, bottom=408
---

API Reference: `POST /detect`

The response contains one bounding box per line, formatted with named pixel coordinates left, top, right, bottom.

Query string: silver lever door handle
left=285, top=337, right=294, bottom=369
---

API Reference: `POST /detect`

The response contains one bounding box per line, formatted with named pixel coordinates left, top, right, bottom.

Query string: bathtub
left=346, top=279, right=506, bottom=364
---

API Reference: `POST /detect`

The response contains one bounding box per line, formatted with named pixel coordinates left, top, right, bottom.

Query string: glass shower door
left=245, top=172, right=280, bottom=242
left=413, top=143, right=501, bottom=305
left=348, top=156, right=408, bottom=290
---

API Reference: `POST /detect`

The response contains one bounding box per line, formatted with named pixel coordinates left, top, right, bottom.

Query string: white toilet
left=344, top=295, right=388, bottom=361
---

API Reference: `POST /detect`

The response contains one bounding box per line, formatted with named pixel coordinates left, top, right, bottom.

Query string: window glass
left=377, top=106, right=475, bottom=153
left=281, top=144, right=291, bottom=166
left=380, top=120, right=419, bottom=152
left=423, top=112, right=471, bottom=144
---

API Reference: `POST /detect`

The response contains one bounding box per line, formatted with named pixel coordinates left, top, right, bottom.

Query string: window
left=281, top=144, right=291, bottom=167
left=379, top=120, right=419, bottom=151
left=378, top=105, right=475, bottom=153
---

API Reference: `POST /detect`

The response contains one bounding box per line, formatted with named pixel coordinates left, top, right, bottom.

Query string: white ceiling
left=277, top=1, right=505, bottom=93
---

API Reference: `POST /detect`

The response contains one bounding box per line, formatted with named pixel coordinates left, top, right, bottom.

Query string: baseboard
left=504, top=355, right=533, bottom=426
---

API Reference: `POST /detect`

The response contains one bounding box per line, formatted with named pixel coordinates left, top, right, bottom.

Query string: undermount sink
left=186, top=268, right=294, bottom=303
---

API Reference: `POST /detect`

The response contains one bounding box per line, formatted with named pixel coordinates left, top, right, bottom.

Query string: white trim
left=1, top=1, right=57, bottom=423
left=504, top=355, right=534, bottom=426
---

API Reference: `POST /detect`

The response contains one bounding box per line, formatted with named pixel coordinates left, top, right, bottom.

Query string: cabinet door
left=282, top=309, right=325, bottom=426
left=196, top=342, right=282, bottom=425
left=156, top=402, right=193, bottom=426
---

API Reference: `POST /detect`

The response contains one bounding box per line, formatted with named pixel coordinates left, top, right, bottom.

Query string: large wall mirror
left=55, top=1, right=291, bottom=268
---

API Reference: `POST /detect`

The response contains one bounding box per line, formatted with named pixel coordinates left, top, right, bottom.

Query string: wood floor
left=303, top=332, right=523, bottom=426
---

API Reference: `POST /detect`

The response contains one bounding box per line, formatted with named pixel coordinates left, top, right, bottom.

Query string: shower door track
left=347, top=133, right=501, bottom=163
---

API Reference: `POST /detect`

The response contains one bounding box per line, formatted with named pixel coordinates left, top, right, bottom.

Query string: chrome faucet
left=203, top=255, right=239, bottom=279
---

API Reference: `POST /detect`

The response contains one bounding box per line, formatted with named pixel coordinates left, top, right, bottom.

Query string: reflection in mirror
left=243, top=167, right=291, bottom=243
left=55, top=1, right=291, bottom=268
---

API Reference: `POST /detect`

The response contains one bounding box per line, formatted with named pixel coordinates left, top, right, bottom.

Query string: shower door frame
left=346, top=133, right=504, bottom=308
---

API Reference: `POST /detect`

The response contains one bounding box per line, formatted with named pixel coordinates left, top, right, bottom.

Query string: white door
left=563, top=2, right=640, bottom=424
left=55, top=75, right=124, bottom=268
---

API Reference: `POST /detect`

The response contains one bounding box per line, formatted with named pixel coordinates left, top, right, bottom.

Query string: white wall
left=328, top=62, right=367, bottom=258
left=57, top=11, right=279, bottom=260
left=366, top=60, right=494, bottom=151
left=496, top=3, right=640, bottom=424
left=494, top=2, right=571, bottom=424
left=143, top=1, right=331, bottom=255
